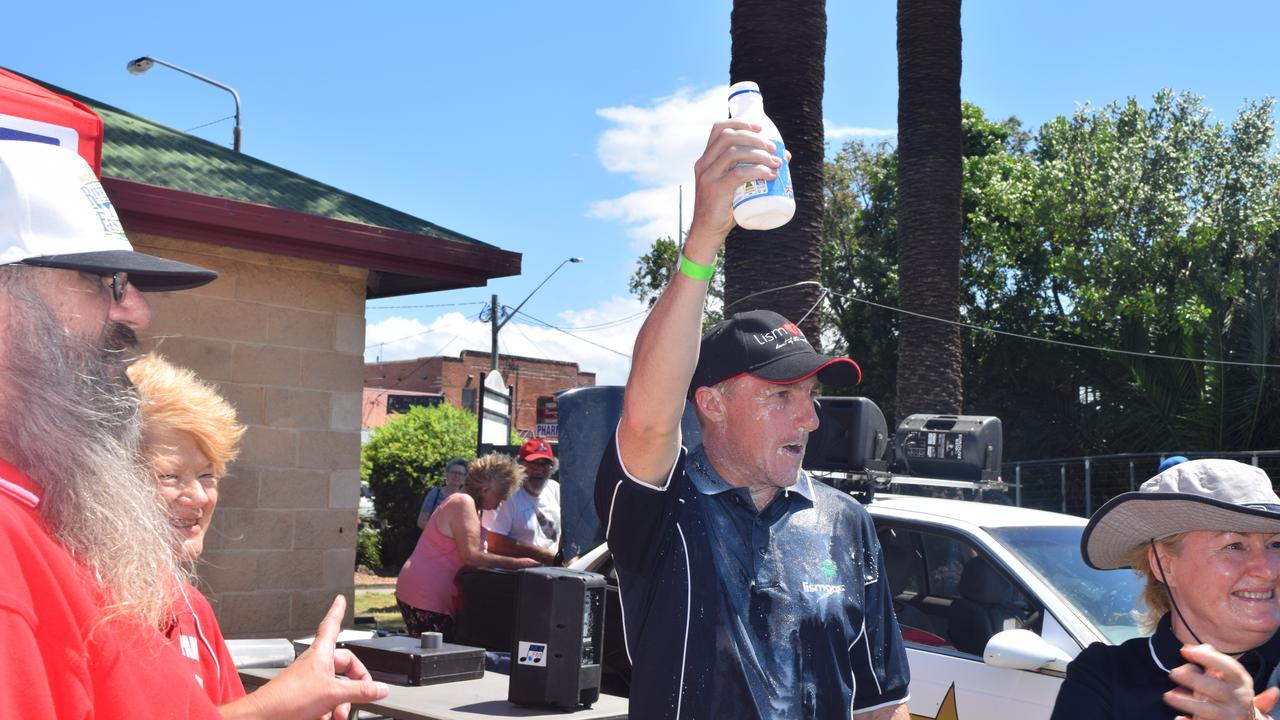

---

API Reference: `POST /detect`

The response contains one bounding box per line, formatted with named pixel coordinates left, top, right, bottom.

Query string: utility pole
left=488, top=258, right=584, bottom=372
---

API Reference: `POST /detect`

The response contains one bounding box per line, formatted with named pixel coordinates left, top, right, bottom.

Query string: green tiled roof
left=40, top=80, right=487, bottom=247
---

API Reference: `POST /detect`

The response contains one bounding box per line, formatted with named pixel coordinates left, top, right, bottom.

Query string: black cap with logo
left=688, top=310, right=862, bottom=398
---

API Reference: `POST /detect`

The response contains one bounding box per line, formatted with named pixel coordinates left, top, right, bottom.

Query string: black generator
left=508, top=567, right=606, bottom=709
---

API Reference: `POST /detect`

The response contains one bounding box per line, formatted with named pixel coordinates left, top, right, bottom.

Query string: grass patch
left=353, top=590, right=406, bottom=634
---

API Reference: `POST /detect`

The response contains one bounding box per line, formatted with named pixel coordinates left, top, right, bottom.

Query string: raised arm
left=618, top=119, right=781, bottom=484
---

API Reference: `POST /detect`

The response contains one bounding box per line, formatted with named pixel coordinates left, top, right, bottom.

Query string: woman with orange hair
left=129, top=353, right=246, bottom=701
left=130, top=354, right=387, bottom=719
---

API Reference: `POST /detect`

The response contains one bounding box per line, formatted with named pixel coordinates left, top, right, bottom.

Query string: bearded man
left=0, top=141, right=385, bottom=719
left=484, top=438, right=562, bottom=564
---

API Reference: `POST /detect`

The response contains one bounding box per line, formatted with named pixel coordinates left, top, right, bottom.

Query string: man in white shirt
left=482, top=438, right=560, bottom=565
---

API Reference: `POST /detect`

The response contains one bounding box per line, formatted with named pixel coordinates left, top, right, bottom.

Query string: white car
left=569, top=491, right=1145, bottom=720
left=358, top=484, right=376, bottom=522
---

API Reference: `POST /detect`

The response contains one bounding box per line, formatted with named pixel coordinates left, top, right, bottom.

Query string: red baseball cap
left=518, top=438, right=555, bottom=462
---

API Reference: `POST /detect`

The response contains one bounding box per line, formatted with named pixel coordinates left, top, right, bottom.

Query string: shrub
left=361, top=403, right=476, bottom=567
left=356, top=522, right=382, bottom=571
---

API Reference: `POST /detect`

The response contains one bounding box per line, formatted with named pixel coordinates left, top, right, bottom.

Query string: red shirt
left=0, top=459, right=221, bottom=719
left=164, top=579, right=247, bottom=704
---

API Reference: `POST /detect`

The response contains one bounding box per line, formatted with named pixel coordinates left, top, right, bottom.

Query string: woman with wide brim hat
left=1050, top=459, right=1280, bottom=720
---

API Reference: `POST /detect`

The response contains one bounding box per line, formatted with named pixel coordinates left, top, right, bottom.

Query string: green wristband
left=679, top=253, right=716, bottom=281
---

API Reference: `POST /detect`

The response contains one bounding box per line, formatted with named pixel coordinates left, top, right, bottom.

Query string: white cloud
left=365, top=298, right=648, bottom=386
left=589, top=85, right=727, bottom=248
left=824, top=123, right=897, bottom=140
left=590, top=86, right=897, bottom=245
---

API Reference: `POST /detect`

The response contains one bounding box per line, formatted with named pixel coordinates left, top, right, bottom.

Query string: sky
left=6, top=1, right=1279, bottom=385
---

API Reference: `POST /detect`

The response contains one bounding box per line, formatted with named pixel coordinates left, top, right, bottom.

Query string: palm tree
left=725, top=0, right=827, bottom=345
left=895, top=0, right=964, bottom=420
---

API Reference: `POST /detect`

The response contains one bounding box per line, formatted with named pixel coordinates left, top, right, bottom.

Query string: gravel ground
left=354, top=567, right=396, bottom=588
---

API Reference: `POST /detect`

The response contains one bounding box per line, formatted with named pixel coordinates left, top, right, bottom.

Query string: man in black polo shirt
left=594, top=119, right=910, bottom=719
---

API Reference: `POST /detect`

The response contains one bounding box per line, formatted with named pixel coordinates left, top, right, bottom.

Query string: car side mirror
left=983, top=629, right=1073, bottom=673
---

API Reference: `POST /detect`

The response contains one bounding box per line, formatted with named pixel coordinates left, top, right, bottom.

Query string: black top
left=594, top=432, right=910, bottom=720
left=1050, top=614, right=1280, bottom=720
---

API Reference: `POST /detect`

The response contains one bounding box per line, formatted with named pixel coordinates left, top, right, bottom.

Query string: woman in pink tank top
left=396, top=453, right=539, bottom=637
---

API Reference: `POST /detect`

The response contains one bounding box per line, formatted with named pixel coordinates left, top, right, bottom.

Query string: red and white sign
left=0, top=68, right=103, bottom=177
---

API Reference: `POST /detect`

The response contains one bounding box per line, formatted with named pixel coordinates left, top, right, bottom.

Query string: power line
left=551, top=308, right=651, bottom=332
left=365, top=326, right=436, bottom=350
left=511, top=321, right=551, bottom=361
left=184, top=114, right=235, bottom=133
left=362, top=335, right=461, bottom=426
left=367, top=301, right=489, bottom=311
left=828, top=288, right=1280, bottom=369
left=512, top=310, right=633, bottom=359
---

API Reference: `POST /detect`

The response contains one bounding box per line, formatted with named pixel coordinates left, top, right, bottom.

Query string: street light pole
left=126, top=56, right=242, bottom=152
left=490, top=257, right=584, bottom=371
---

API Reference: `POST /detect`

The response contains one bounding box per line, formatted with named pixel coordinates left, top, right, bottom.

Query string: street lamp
left=126, top=56, right=242, bottom=152
left=489, top=257, right=584, bottom=371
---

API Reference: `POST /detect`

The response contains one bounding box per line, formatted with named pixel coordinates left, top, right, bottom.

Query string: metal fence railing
left=1004, top=450, right=1280, bottom=518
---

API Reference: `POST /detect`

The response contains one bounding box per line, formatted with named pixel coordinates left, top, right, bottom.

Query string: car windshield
left=987, top=525, right=1145, bottom=645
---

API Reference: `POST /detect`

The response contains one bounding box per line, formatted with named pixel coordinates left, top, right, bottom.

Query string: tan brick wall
left=365, top=351, right=595, bottom=436
left=133, top=233, right=366, bottom=639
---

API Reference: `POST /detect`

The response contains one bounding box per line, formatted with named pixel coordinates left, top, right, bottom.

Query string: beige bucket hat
left=1082, top=458, right=1280, bottom=570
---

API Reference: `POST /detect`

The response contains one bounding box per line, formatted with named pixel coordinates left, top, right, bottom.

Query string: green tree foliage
left=629, top=236, right=725, bottom=328
left=360, top=404, right=476, bottom=567
left=819, top=92, right=1280, bottom=458
left=356, top=523, right=382, bottom=571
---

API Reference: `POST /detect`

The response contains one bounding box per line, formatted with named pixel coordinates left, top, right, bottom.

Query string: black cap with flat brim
left=22, top=250, right=218, bottom=292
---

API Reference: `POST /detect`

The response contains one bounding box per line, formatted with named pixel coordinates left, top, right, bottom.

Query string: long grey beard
left=0, top=269, right=183, bottom=628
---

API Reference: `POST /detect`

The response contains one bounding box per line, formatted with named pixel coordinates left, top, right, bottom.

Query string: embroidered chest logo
left=802, top=559, right=846, bottom=595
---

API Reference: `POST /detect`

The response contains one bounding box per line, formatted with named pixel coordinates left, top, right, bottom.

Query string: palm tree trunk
left=895, top=0, right=964, bottom=420
left=726, top=0, right=827, bottom=347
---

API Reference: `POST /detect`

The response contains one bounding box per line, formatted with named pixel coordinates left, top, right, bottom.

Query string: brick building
left=365, top=350, right=595, bottom=438
left=9, top=71, right=521, bottom=638
left=361, top=388, right=443, bottom=437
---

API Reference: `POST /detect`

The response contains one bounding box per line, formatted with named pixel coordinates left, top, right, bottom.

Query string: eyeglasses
left=157, top=472, right=219, bottom=491
left=17, top=265, right=131, bottom=303
left=100, top=272, right=130, bottom=303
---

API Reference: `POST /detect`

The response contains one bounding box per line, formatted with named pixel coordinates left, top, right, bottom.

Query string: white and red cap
left=0, top=140, right=216, bottom=291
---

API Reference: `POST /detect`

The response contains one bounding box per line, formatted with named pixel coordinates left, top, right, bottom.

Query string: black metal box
left=339, top=636, right=484, bottom=686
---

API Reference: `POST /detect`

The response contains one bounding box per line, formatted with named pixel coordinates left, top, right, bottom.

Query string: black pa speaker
left=508, top=567, right=606, bottom=709
left=803, top=396, right=889, bottom=472
left=894, top=414, right=1003, bottom=481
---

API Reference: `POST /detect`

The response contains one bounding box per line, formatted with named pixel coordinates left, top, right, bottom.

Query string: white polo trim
left=0, top=476, right=38, bottom=508
left=675, top=522, right=690, bottom=719
left=1148, top=635, right=1172, bottom=673
left=853, top=697, right=911, bottom=716
left=614, top=424, right=681, bottom=492
left=175, top=579, right=222, bottom=686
